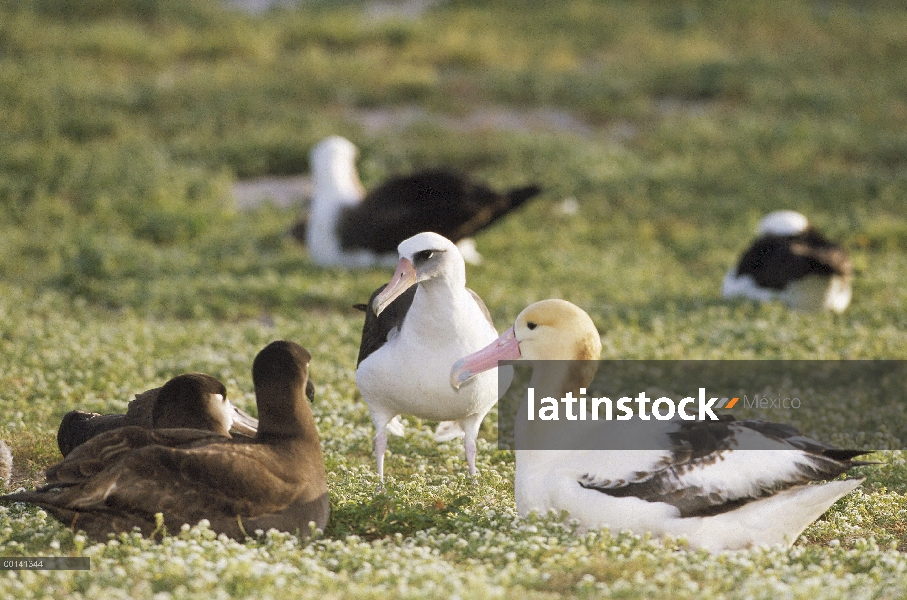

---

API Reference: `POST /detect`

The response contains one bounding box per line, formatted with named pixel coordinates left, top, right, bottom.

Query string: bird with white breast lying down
left=451, top=299, right=871, bottom=551
left=722, top=210, right=852, bottom=312
left=356, top=232, right=502, bottom=479
left=299, top=135, right=541, bottom=267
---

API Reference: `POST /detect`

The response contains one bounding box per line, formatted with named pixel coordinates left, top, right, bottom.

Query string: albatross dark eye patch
left=413, top=249, right=438, bottom=265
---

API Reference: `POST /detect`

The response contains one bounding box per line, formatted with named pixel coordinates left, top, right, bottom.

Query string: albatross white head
left=309, top=136, right=363, bottom=202
left=372, top=232, right=466, bottom=316
left=757, top=210, right=810, bottom=237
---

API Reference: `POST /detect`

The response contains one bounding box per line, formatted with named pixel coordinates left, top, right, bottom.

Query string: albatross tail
left=507, top=185, right=542, bottom=208
left=680, top=478, right=864, bottom=551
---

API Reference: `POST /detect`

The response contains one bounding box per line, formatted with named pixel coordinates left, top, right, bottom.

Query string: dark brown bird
left=4, top=341, right=329, bottom=541
left=57, top=373, right=315, bottom=457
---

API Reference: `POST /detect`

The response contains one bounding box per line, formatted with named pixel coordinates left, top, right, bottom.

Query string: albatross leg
left=369, top=410, right=402, bottom=485
left=375, top=428, right=387, bottom=481
left=461, top=415, right=483, bottom=477
left=465, top=437, right=477, bottom=477
left=369, top=411, right=397, bottom=482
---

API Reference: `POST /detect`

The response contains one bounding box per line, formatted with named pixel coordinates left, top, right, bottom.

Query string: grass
left=1, top=0, right=907, bottom=597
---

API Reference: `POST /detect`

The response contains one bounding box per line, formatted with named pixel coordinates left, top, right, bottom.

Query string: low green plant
left=1, top=0, right=907, bottom=597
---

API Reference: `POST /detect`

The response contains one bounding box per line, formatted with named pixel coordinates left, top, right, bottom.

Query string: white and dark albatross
left=451, top=299, right=871, bottom=551
left=722, top=210, right=853, bottom=312
left=355, top=232, right=503, bottom=479
left=299, top=136, right=541, bottom=267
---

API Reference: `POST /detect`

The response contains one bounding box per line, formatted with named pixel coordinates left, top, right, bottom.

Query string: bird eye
left=527, top=322, right=538, bottom=330
left=413, top=250, right=438, bottom=267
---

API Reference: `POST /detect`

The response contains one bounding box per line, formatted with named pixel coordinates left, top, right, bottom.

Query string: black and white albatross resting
left=3, top=341, right=329, bottom=541
left=298, top=135, right=541, bottom=267
left=451, top=299, right=871, bottom=551
left=355, top=232, right=502, bottom=479
left=722, top=210, right=853, bottom=312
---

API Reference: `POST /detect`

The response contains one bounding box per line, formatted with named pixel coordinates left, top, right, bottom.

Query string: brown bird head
left=151, top=373, right=232, bottom=436
left=252, top=341, right=315, bottom=440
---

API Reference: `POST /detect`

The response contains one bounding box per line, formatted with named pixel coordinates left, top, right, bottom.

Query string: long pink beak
left=372, top=257, right=417, bottom=316
left=450, top=326, right=521, bottom=389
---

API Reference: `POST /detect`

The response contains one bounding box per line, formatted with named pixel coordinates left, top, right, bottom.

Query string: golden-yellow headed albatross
left=451, top=299, right=869, bottom=551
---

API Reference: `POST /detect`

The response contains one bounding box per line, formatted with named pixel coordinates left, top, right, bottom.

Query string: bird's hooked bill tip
left=450, top=361, right=474, bottom=390
left=448, top=326, right=520, bottom=390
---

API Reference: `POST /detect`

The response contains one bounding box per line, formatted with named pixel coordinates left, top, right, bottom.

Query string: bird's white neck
left=316, top=157, right=364, bottom=207
left=307, top=155, right=365, bottom=265
left=403, top=274, right=490, bottom=351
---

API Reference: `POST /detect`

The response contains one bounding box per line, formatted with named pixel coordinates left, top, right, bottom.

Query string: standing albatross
left=300, top=136, right=541, bottom=267
left=451, top=299, right=870, bottom=551
left=356, top=232, right=501, bottom=479
left=3, top=341, right=329, bottom=541
left=722, top=210, right=852, bottom=312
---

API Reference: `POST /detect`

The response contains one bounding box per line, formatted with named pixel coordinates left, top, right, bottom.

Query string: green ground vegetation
left=1, top=0, right=907, bottom=597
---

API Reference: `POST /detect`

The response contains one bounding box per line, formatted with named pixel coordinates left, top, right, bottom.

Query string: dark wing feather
left=124, top=387, right=160, bottom=421
left=338, top=170, right=541, bottom=252
left=47, top=426, right=228, bottom=485
left=57, top=411, right=123, bottom=457
left=94, top=444, right=304, bottom=518
left=736, top=230, right=852, bottom=290
left=29, top=444, right=302, bottom=517
left=446, top=183, right=541, bottom=242
left=56, top=387, right=162, bottom=457
left=356, top=283, right=417, bottom=366
left=579, top=419, right=870, bottom=518
left=4, top=443, right=308, bottom=539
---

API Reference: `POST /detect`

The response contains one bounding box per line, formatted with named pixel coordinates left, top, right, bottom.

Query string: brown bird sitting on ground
left=56, top=371, right=315, bottom=456
left=3, top=341, right=329, bottom=541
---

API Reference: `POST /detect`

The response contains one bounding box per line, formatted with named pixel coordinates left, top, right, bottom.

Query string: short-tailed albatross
left=57, top=373, right=246, bottom=457
left=451, top=299, right=870, bottom=551
left=3, top=341, right=329, bottom=541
